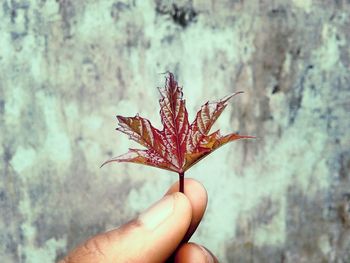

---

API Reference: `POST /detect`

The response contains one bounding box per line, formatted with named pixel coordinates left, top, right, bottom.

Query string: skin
left=59, top=179, right=218, bottom=263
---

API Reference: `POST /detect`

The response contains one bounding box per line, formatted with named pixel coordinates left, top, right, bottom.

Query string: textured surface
left=1, top=0, right=350, bottom=262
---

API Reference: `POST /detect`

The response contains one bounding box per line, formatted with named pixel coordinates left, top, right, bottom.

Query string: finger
left=174, top=242, right=219, bottom=263
left=60, top=192, right=192, bottom=263
left=165, top=178, right=208, bottom=242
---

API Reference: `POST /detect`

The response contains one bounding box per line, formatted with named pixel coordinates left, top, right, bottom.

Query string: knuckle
left=82, top=235, right=108, bottom=259
left=59, top=234, right=112, bottom=263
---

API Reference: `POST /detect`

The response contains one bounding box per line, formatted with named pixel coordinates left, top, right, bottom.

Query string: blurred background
left=1, top=0, right=350, bottom=262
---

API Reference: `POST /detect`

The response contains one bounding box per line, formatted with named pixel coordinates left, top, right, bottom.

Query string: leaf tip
left=224, top=91, right=244, bottom=101
left=100, top=155, right=122, bottom=168
left=100, top=160, right=110, bottom=168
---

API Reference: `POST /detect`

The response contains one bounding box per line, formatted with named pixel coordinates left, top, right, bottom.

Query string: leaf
left=186, top=92, right=243, bottom=153
left=102, top=72, right=254, bottom=173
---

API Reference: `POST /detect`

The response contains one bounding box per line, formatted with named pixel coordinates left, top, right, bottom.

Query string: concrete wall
left=1, top=0, right=350, bottom=262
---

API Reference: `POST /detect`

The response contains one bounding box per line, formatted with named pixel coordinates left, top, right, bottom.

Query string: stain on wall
left=1, top=0, right=350, bottom=262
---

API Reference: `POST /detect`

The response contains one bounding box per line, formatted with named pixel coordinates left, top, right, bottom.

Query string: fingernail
left=139, top=194, right=175, bottom=230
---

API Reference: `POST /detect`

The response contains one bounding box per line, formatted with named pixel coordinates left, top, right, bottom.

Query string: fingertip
left=166, top=179, right=208, bottom=242
left=166, top=178, right=208, bottom=221
left=172, top=191, right=193, bottom=220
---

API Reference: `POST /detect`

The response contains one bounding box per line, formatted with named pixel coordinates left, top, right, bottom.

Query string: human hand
left=59, top=179, right=218, bottom=263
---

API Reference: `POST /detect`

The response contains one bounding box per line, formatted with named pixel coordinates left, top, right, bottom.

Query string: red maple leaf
left=102, top=72, right=254, bottom=192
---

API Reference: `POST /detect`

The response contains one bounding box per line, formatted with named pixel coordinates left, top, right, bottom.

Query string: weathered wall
left=1, top=0, right=350, bottom=262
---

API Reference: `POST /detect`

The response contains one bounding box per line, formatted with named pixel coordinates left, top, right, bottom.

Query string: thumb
left=61, top=192, right=192, bottom=263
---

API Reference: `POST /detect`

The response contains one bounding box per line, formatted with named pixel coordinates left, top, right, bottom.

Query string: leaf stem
left=179, top=172, right=184, bottom=193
